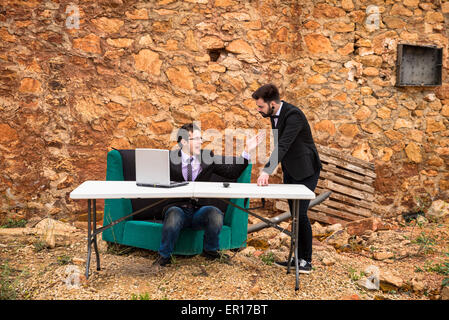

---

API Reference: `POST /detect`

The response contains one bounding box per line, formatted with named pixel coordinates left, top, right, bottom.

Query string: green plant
left=442, top=278, right=449, bottom=287
left=0, top=218, right=27, bottom=228
left=131, top=292, right=151, bottom=300
left=33, top=240, right=47, bottom=252
left=416, top=253, right=449, bottom=288
left=0, top=262, right=18, bottom=300
left=57, top=255, right=72, bottom=265
left=348, top=267, right=365, bottom=281
left=428, top=261, right=448, bottom=275
left=413, top=195, right=431, bottom=214
left=444, top=253, right=449, bottom=288
left=413, top=232, right=436, bottom=255
left=260, top=252, right=275, bottom=266
left=106, top=243, right=135, bottom=256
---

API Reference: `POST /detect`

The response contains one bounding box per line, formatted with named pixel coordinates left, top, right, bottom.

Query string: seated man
left=153, top=123, right=263, bottom=266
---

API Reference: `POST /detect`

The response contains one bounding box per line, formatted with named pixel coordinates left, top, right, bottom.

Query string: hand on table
left=257, top=171, right=270, bottom=186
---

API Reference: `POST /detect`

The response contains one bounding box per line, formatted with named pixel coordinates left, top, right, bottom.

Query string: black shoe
left=202, top=250, right=229, bottom=261
left=298, top=259, right=312, bottom=274
left=274, top=259, right=294, bottom=268
left=275, top=258, right=312, bottom=274
left=153, top=255, right=171, bottom=267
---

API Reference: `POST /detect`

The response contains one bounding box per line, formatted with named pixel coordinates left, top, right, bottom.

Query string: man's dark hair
left=252, top=84, right=280, bottom=103
left=177, top=123, right=200, bottom=145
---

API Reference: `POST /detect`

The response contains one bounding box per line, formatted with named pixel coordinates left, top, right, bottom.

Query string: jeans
left=158, top=205, right=224, bottom=258
left=283, top=168, right=321, bottom=263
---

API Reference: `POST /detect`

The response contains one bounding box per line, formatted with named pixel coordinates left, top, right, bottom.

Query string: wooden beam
left=322, top=163, right=373, bottom=184
left=319, top=154, right=376, bottom=178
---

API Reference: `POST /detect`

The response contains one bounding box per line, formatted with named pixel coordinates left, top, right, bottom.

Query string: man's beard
left=259, top=107, right=274, bottom=118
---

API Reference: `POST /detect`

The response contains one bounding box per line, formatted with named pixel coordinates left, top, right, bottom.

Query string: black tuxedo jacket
left=264, top=101, right=321, bottom=181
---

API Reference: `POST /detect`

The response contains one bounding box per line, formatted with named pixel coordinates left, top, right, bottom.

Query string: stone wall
left=0, top=0, right=448, bottom=223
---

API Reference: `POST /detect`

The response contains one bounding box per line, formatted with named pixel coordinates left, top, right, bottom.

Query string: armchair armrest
left=102, top=150, right=133, bottom=244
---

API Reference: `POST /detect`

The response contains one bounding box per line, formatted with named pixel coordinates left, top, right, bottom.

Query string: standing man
left=252, top=84, right=321, bottom=274
left=153, top=123, right=264, bottom=266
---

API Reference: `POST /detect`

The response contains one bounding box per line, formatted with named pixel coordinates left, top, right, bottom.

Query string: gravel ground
left=1, top=216, right=448, bottom=301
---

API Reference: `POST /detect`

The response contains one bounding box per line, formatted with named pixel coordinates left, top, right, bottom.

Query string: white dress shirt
left=273, top=101, right=283, bottom=127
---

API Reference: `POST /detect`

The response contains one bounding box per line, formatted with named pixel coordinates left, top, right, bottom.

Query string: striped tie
left=187, top=157, right=193, bottom=181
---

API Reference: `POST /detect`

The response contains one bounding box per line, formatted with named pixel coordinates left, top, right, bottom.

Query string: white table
left=70, top=181, right=315, bottom=290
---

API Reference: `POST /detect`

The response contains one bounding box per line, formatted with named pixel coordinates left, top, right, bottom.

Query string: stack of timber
left=309, top=145, right=377, bottom=226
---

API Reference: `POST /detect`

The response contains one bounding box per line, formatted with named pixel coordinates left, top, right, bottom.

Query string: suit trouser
left=283, top=168, right=321, bottom=263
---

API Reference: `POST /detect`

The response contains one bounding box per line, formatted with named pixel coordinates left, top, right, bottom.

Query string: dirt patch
left=1, top=216, right=448, bottom=300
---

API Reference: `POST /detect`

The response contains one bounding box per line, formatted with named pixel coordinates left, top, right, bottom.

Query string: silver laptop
left=135, top=148, right=188, bottom=188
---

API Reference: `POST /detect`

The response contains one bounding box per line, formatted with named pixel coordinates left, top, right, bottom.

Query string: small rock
left=373, top=251, right=394, bottom=261
left=278, top=232, right=290, bottom=246
left=35, top=218, right=77, bottom=234
left=268, top=237, right=281, bottom=248
left=42, top=219, right=56, bottom=249
left=416, top=215, right=428, bottom=225
left=411, top=278, right=426, bottom=293
left=249, top=285, right=261, bottom=295
left=247, top=238, right=269, bottom=250
left=425, top=200, right=449, bottom=221
left=322, top=257, right=336, bottom=266
left=272, top=249, right=289, bottom=262
left=72, top=257, right=86, bottom=265
left=312, top=221, right=327, bottom=236
left=324, top=230, right=350, bottom=248
left=424, top=93, right=436, bottom=102
left=346, top=217, right=382, bottom=236
left=326, top=223, right=343, bottom=234
left=25, top=216, right=44, bottom=228
left=253, top=250, right=264, bottom=258
left=441, top=286, right=449, bottom=300
left=379, top=271, right=403, bottom=288
left=275, top=200, right=289, bottom=212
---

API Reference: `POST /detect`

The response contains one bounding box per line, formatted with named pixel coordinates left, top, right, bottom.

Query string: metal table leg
left=293, top=199, right=300, bottom=291
left=85, top=199, right=92, bottom=279
left=286, top=199, right=295, bottom=275
left=286, top=199, right=300, bottom=290
left=92, top=199, right=101, bottom=271
left=85, top=199, right=101, bottom=279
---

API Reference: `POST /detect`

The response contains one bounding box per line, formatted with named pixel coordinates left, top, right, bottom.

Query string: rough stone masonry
left=0, top=0, right=447, bottom=223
